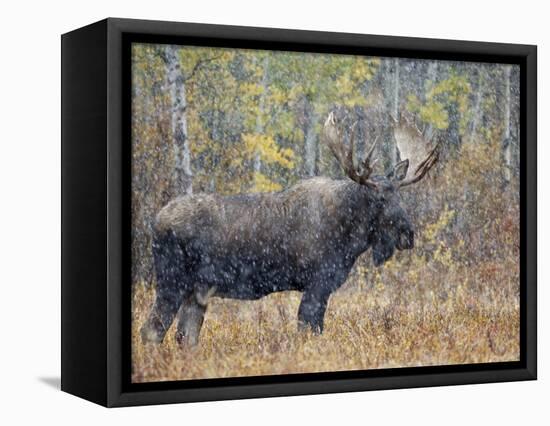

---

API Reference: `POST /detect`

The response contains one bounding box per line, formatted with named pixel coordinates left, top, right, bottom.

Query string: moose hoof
left=297, top=320, right=323, bottom=335
left=175, top=331, right=199, bottom=348
left=175, top=332, right=185, bottom=347
left=140, top=320, right=165, bottom=344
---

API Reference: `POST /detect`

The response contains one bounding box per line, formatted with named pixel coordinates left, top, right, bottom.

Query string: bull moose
left=141, top=112, right=439, bottom=346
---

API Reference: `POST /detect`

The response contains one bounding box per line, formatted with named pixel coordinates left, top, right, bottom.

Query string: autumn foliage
left=131, top=44, right=520, bottom=382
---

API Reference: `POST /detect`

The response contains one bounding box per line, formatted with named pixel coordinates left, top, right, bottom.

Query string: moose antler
left=397, top=142, right=439, bottom=187
left=392, top=116, right=440, bottom=188
left=323, top=112, right=379, bottom=189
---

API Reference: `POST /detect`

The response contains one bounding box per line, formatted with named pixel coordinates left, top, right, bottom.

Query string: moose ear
left=388, top=159, right=409, bottom=181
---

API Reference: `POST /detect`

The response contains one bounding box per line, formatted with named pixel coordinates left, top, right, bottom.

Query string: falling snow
left=130, top=44, right=520, bottom=383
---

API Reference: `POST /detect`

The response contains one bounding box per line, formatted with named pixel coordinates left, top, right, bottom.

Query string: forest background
left=130, top=44, right=520, bottom=381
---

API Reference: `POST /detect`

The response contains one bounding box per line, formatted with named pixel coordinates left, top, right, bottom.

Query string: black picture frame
left=61, top=17, right=537, bottom=407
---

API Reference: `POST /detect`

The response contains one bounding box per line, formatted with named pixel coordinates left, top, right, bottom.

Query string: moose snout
left=397, top=229, right=414, bottom=250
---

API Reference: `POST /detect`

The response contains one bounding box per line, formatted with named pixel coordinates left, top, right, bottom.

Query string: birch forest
left=131, top=43, right=520, bottom=382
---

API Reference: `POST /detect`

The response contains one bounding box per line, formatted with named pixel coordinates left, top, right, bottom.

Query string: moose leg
left=297, top=288, right=331, bottom=334
left=141, top=288, right=186, bottom=344
left=141, top=231, right=188, bottom=344
left=175, top=295, right=206, bottom=346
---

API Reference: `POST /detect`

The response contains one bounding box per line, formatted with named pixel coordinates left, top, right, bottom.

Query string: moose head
left=323, top=111, right=439, bottom=266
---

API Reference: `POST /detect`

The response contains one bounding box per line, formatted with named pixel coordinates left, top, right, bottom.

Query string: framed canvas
left=61, top=18, right=537, bottom=407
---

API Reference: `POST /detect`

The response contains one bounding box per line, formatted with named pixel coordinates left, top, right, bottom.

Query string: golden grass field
left=131, top=250, right=519, bottom=383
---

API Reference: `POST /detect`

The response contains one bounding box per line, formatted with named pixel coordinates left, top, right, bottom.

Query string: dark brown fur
left=141, top=173, right=414, bottom=345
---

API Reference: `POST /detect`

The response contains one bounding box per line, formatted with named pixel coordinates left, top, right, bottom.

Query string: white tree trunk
left=304, top=104, right=318, bottom=177
left=393, top=58, right=400, bottom=119
left=427, top=61, right=438, bottom=85
left=424, top=61, right=438, bottom=142
left=392, top=58, right=400, bottom=164
left=503, top=65, right=512, bottom=182
left=165, top=45, right=193, bottom=195
left=470, top=65, right=484, bottom=143
left=254, top=55, right=269, bottom=175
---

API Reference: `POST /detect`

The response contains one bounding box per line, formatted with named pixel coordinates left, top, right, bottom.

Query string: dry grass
left=131, top=254, right=519, bottom=383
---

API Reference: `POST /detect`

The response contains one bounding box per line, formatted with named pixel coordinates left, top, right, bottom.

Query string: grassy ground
left=131, top=253, right=519, bottom=383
